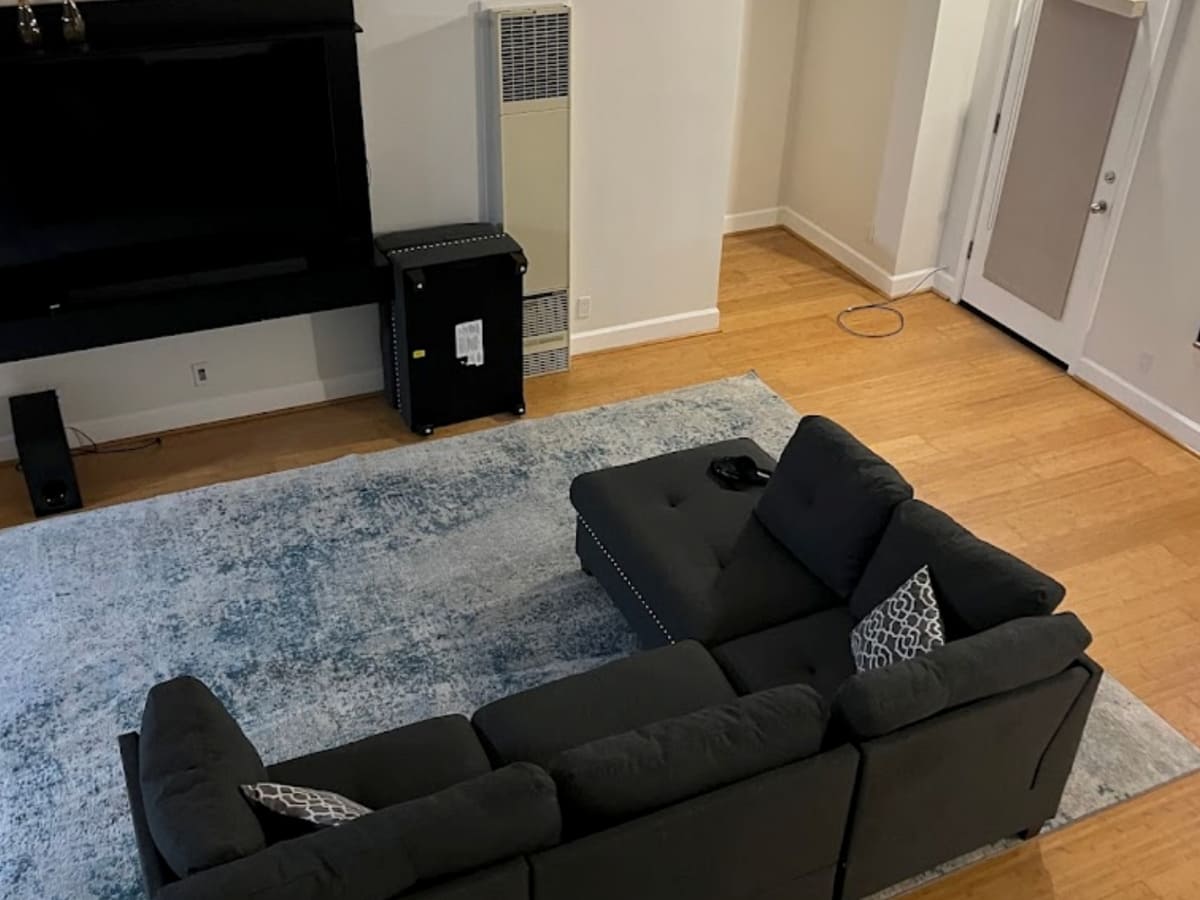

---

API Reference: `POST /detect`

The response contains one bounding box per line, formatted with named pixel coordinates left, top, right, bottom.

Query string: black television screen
left=1, top=37, right=348, bottom=298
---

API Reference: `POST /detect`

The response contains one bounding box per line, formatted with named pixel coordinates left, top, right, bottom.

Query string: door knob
left=1090, top=200, right=1109, bottom=214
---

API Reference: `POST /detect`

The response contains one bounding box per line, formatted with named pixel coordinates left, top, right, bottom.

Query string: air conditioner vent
left=500, top=11, right=570, bottom=104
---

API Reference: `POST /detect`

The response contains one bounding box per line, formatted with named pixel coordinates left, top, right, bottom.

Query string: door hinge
left=993, top=113, right=1001, bottom=135
left=967, top=240, right=975, bottom=260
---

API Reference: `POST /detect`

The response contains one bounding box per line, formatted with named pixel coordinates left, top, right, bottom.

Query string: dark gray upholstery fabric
left=369, top=763, right=560, bottom=883
left=849, top=500, right=1066, bottom=636
left=157, top=764, right=559, bottom=900
left=531, top=747, right=860, bottom=900
left=156, top=812, right=419, bottom=900
left=267, top=715, right=491, bottom=812
left=712, top=607, right=856, bottom=698
left=472, top=642, right=737, bottom=767
left=549, top=685, right=828, bottom=832
left=139, top=676, right=268, bottom=876
left=404, top=860, right=528, bottom=900
left=571, top=439, right=839, bottom=645
left=754, top=416, right=913, bottom=598
left=834, top=613, right=1093, bottom=739
left=839, top=664, right=1096, bottom=899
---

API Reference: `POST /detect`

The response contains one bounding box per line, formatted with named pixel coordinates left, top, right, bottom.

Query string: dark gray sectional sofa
left=571, top=416, right=1100, bottom=898
left=120, top=415, right=1098, bottom=900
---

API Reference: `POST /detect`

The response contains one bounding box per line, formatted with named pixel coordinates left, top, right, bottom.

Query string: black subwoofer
left=9, top=391, right=82, bottom=517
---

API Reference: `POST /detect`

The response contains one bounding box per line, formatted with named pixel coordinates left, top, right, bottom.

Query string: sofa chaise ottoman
left=570, top=415, right=1101, bottom=898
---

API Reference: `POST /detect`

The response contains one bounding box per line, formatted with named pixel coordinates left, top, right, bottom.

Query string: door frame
left=944, top=0, right=1182, bottom=368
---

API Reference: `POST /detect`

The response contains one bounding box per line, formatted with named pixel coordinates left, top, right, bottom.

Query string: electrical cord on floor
left=836, top=267, right=948, bottom=339
left=12, top=427, right=162, bottom=474
left=68, top=426, right=163, bottom=456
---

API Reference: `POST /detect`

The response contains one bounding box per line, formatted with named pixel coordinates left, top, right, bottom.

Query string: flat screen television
left=0, top=0, right=376, bottom=364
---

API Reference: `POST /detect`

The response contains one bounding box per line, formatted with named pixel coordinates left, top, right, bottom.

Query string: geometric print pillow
left=240, top=783, right=372, bottom=828
left=849, top=565, right=946, bottom=674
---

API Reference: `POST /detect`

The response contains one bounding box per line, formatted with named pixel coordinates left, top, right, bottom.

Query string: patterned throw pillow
left=849, top=566, right=946, bottom=673
left=240, top=783, right=372, bottom=828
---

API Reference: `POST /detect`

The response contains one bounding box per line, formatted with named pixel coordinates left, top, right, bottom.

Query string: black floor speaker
left=9, top=391, right=83, bottom=517
left=377, top=224, right=527, bottom=436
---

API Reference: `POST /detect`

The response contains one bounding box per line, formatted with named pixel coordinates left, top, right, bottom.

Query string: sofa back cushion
left=834, top=612, right=1093, bottom=739
left=754, top=417, right=913, bottom=598
left=849, top=500, right=1066, bottom=637
left=548, top=685, right=828, bottom=834
left=157, top=764, right=560, bottom=900
left=139, top=676, right=268, bottom=876
left=472, top=642, right=737, bottom=767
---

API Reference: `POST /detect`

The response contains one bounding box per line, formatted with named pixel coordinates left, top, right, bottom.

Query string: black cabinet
left=378, top=225, right=527, bottom=436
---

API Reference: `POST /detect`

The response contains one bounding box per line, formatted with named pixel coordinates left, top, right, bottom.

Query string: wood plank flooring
left=3, top=229, right=1198, bottom=897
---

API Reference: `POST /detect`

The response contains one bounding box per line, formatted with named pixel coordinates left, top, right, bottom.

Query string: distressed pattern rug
left=1, top=374, right=1197, bottom=899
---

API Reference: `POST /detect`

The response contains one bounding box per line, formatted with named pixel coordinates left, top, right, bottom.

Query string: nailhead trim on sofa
left=578, top=516, right=676, bottom=645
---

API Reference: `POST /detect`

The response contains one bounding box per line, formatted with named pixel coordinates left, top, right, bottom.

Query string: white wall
left=779, top=0, right=911, bottom=273
left=570, top=0, right=742, bottom=347
left=935, top=0, right=1021, bottom=292
left=0, top=0, right=743, bottom=455
left=1078, top=0, right=1200, bottom=451
left=874, top=0, right=991, bottom=278
left=726, top=0, right=804, bottom=231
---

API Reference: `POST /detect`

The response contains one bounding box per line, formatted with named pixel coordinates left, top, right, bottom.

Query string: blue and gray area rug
left=1, top=374, right=1198, bottom=899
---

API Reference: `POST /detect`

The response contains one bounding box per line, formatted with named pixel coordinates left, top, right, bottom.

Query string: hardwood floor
left=4, top=229, right=1199, bottom=897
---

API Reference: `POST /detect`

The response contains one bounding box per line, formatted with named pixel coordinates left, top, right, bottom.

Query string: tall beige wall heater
left=482, top=3, right=572, bottom=377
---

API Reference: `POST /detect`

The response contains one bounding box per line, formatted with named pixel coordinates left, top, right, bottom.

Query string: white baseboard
left=572, top=308, right=720, bottom=356
left=0, top=369, right=383, bottom=462
left=778, top=207, right=941, bottom=300
left=724, top=207, right=783, bottom=234
left=1072, top=358, right=1200, bottom=453
left=931, top=269, right=958, bottom=301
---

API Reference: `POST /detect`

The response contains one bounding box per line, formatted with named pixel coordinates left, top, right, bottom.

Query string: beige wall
left=779, top=0, right=911, bottom=271
left=1081, top=1, right=1200, bottom=450
left=727, top=0, right=805, bottom=218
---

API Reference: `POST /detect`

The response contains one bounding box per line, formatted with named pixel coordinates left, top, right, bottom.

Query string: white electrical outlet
left=577, top=295, right=592, bottom=320
left=191, top=362, right=211, bottom=387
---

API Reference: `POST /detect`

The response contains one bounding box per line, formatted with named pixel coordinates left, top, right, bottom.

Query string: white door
left=964, top=0, right=1177, bottom=364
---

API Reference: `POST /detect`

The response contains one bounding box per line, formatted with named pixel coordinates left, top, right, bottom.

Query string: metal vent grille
left=501, top=11, right=570, bottom=104
left=523, top=289, right=569, bottom=340
left=523, top=290, right=569, bottom=377
left=524, top=345, right=570, bottom=378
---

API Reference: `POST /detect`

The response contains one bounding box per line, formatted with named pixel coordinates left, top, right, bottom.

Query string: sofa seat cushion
left=848, top=500, right=1067, bottom=637
left=549, top=685, right=828, bottom=835
left=158, top=764, right=560, bottom=900
left=570, top=439, right=839, bottom=645
left=267, top=715, right=491, bottom=812
left=712, top=607, right=856, bottom=698
left=754, top=416, right=913, bottom=598
left=472, top=642, right=737, bottom=767
left=834, top=613, right=1093, bottom=739
left=139, top=676, right=269, bottom=877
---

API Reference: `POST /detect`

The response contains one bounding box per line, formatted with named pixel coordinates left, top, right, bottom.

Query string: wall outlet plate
left=191, top=362, right=210, bottom=387
left=577, top=295, right=592, bottom=320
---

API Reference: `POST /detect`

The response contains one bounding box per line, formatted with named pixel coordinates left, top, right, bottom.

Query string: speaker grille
left=523, top=290, right=570, bottom=378
left=500, top=10, right=570, bottom=104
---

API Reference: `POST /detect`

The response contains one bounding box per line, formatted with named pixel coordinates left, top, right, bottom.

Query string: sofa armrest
left=118, top=732, right=178, bottom=897
left=158, top=763, right=561, bottom=900
left=834, top=612, right=1093, bottom=739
